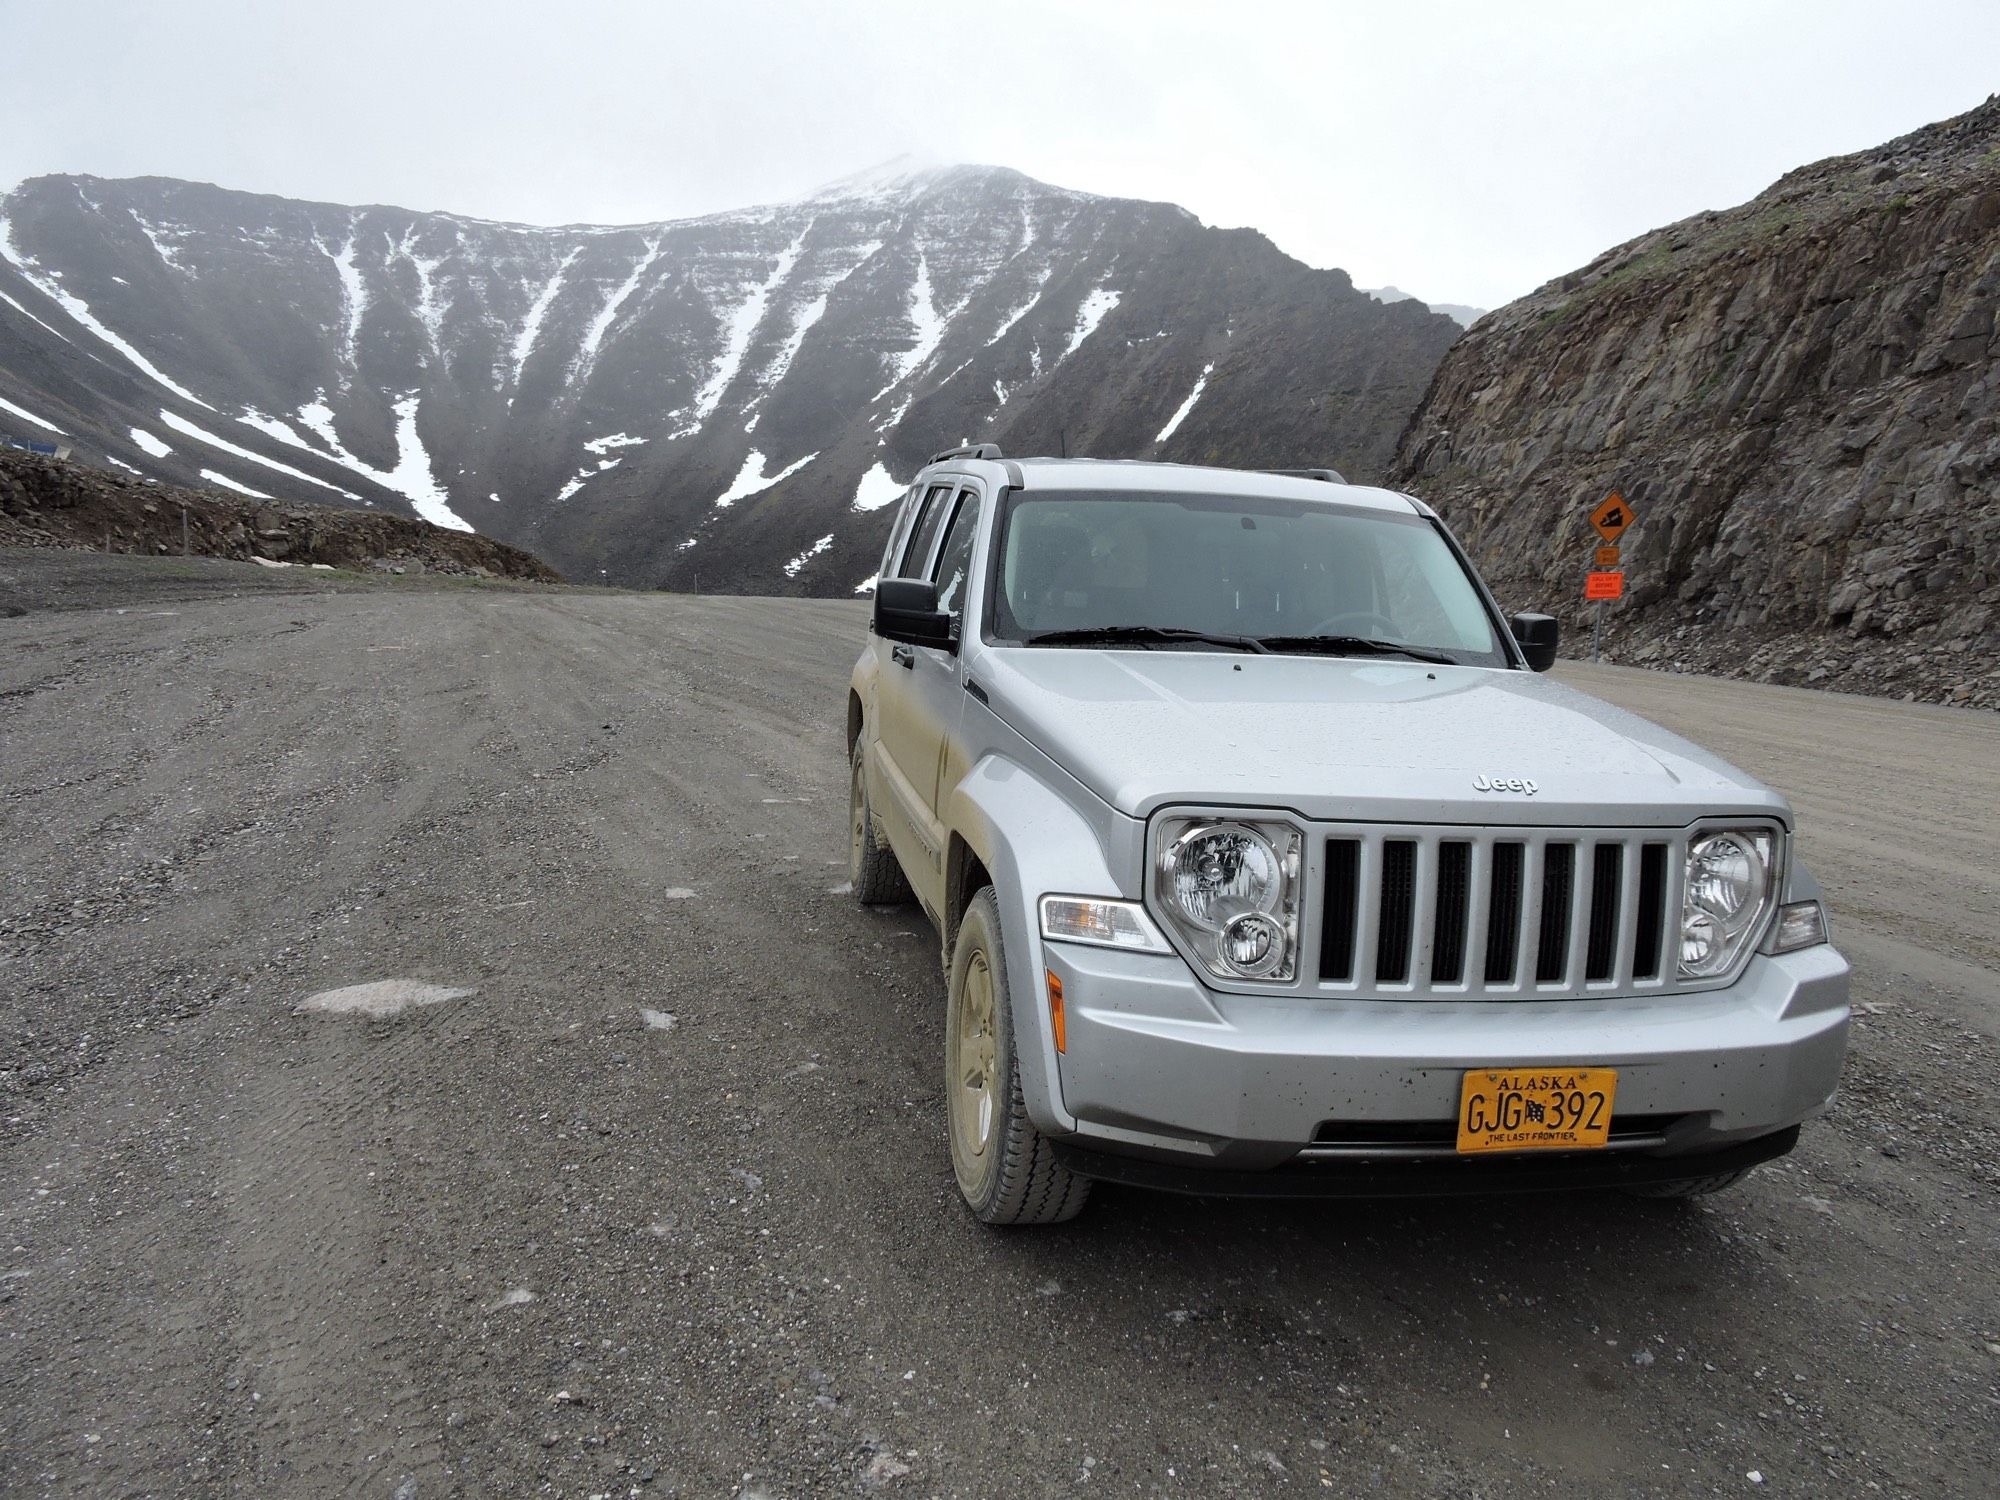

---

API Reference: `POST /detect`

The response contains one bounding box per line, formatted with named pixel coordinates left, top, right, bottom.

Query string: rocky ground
left=0, top=451, right=560, bottom=581
left=0, top=550, right=1995, bottom=1498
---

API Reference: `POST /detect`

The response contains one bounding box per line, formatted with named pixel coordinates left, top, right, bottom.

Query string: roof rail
left=928, top=443, right=1004, bottom=465
left=1262, top=466, right=1348, bottom=485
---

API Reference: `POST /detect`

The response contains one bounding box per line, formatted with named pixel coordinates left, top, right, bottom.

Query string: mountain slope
left=0, top=165, right=1462, bottom=592
left=1391, top=98, right=2000, bottom=708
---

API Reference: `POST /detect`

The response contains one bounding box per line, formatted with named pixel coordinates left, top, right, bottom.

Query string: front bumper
left=1045, top=940, right=1849, bottom=1181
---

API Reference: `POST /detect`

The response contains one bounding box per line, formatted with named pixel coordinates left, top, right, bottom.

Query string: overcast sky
left=3, top=0, right=1995, bottom=310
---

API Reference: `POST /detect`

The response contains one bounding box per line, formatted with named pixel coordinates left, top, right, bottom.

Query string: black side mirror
left=1510, top=612, right=1559, bottom=672
left=874, top=578, right=955, bottom=651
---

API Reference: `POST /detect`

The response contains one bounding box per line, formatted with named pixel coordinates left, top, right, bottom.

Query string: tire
left=848, top=740, right=912, bottom=905
left=946, top=887, right=1091, bottom=1226
left=1623, top=1167, right=1753, bottom=1199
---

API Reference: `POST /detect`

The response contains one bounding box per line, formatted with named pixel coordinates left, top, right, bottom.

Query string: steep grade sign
left=1591, top=493, right=1633, bottom=542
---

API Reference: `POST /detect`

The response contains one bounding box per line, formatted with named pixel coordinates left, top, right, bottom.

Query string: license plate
left=1456, top=1067, right=1618, bottom=1154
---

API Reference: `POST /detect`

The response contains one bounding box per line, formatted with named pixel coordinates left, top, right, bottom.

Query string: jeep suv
left=846, top=448, right=1849, bottom=1225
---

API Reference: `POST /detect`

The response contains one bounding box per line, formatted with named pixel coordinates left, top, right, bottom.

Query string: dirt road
left=2, top=553, right=1995, bottom=1498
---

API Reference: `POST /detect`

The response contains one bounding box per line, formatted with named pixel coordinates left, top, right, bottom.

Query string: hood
left=978, top=647, right=1785, bottom=827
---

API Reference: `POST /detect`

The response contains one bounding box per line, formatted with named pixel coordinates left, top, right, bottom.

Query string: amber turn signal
left=1046, top=969, right=1066, bottom=1053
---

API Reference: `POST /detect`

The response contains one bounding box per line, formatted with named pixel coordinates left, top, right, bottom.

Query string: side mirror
left=874, top=577, right=955, bottom=651
left=1510, top=612, right=1559, bottom=672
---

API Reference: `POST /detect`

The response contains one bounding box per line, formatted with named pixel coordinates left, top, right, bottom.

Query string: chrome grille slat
left=1316, top=824, right=1681, bottom=1001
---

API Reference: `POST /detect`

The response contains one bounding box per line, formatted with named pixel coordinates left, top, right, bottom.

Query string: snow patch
left=571, top=237, right=663, bottom=385
left=130, top=427, right=172, bottom=458
left=201, top=469, right=273, bottom=499
left=509, top=246, right=579, bottom=385
left=1063, top=285, right=1120, bottom=360
left=713, top=448, right=817, bottom=509
left=159, top=410, right=360, bottom=499
left=0, top=211, right=214, bottom=409
left=555, top=455, right=622, bottom=503
left=853, top=574, right=879, bottom=595
left=236, top=409, right=316, bottom=452
left=131, top=214, right=189, bottom=272
left=783, top=533, right=834, bottom=578
left=105, top=454, right=141, bottom=474
left=1154, top=362, right=1213, bottom=443
left=988, top=264, right=1053, bottom=346
left=394, top=226, right=451, bottom=358
left=690, top=222, right=812, bottom=423
left=0, top=288, right=70, bottom=341
left=851, top=463, right=904, bottom=513
left=584, top=432, right=647, bottom=455
left=386, top=396, right=472, bottom=530
left=0, top=395, right=64, bottom=435
left=875, top=250, right=947, bottom=398
left=314, top=228, right=370, bottom=383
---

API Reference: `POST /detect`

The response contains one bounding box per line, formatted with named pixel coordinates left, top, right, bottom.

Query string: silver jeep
left=846, top=447, right=1849, bottom=1225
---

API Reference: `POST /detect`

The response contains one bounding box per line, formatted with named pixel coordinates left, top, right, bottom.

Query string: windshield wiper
left=1020, top=625, right=1270, bottom=653
left=1255, top=634, right=1458, bottom=666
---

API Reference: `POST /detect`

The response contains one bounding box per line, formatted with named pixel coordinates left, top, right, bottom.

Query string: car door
left=872, top=482, right=980, bottom=912
left=871, top=481, right=959, bottom=901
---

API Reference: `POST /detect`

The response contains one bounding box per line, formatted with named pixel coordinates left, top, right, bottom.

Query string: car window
left=930, top=488, right=981, bottom=618
left=895, top=483, right=956, bottom=578
left=878, top=485, right=920, bottom=573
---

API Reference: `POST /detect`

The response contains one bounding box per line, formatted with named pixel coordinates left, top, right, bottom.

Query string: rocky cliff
left=1392, top=98, right=2000, bottom=709
left=0, top=165, right=1461, bottom=594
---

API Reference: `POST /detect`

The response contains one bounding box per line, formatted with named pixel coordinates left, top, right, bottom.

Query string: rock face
left=0, top=450, right=558, bottom=580
left=1391, top=98, right=2000, bottom=709
left=0, top=164, right=1461, bottom=594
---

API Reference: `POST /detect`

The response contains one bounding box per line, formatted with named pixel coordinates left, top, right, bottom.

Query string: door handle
left=891, top=643, right=915, bottom=669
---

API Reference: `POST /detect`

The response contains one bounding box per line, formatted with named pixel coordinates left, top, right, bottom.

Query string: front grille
left=1316, top=826, right=1680, bottom=998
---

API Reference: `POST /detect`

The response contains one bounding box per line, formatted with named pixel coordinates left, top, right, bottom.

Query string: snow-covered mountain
left=0, top=164, right=1464, bottom=591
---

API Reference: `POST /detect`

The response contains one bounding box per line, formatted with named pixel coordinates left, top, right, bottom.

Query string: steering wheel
left=1302, top=609, right=1401, bottom=639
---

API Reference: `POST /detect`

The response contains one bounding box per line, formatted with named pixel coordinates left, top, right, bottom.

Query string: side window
left=878, top=485, right=920, bottom=575
left=895, top=483, right=956, bottom=578
left=930, top=487, right=982, bottom=618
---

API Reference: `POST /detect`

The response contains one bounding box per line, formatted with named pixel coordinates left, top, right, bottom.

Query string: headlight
left=1153, top=817, right=1302, bottom=982
left=1679, top=828, right=1779, bottom=978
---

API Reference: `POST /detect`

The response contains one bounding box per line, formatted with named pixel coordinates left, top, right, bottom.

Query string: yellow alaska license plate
left=1456, top=1068, right=1618, bottom=1154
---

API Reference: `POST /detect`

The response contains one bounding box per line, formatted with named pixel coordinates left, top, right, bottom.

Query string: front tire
left=848, top=741, right=912, bottom=905
left=1623, top=1167, right=1753, bottom=1198
left=946, top=888, right=1090, bottom=1226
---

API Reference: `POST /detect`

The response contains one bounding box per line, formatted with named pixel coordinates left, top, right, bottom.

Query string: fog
left=3, top=0, right=1995, bottom=309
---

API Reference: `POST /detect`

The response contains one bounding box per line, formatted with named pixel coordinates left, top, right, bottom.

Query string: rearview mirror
left=1510, top=612, right=1559, bottom=672
left=874, top=578, right=955, bottom=651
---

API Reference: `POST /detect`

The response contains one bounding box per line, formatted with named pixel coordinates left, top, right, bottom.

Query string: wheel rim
left=849, top=757, right=867, bottom=882
left=951, top=950, right=999, bottom=1163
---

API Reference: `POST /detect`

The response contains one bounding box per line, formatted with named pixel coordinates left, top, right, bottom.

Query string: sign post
left=1586, top=493, right=1634, bottom=662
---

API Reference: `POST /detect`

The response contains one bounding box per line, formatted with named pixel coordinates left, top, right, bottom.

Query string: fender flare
left=943, top=755, right=1134, bottom=1136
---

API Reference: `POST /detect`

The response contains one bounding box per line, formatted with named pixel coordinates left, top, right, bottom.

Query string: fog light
left=1219, top=911, right=1286, bottom=978
left=1771, top=900, right=1828, bottom=954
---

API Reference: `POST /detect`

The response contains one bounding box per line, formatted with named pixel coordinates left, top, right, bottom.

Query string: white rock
left=295, top=979, right=473, bottom=1018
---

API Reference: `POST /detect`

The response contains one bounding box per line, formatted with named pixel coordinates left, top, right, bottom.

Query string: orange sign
left=1595, top=545, right=1621, bottom=569
left=1585, top=570, right=1625, bottom=601
left=1590, top=493, right=1634, bottom=542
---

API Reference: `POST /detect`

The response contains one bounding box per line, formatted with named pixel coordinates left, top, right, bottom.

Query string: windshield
left=989, top=490, right=1506, bottom=665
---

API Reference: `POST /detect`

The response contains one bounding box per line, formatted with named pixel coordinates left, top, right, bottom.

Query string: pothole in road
left=295, top=979, right=475, bottom=1018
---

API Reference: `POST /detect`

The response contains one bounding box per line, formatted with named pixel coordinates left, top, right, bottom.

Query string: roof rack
left=928, top=443, right=1004, bottom=465
left=1262, top=467, right=1348, bottom=485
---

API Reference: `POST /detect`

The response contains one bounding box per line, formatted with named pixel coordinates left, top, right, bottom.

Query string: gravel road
left=2, top=552, right=1995, bottom=1498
